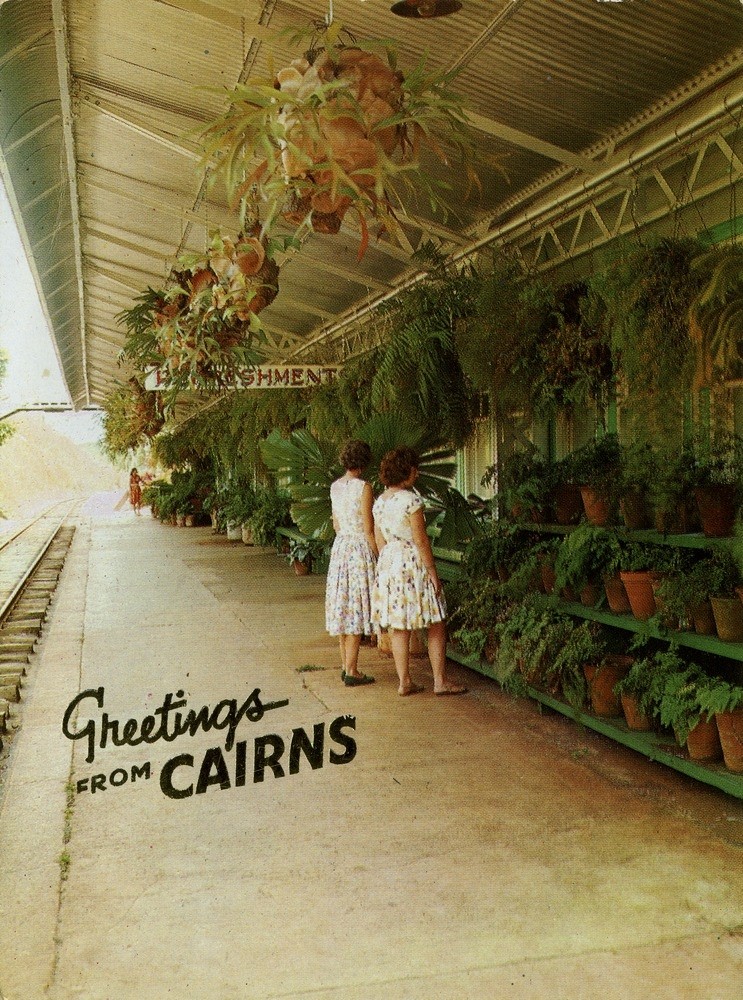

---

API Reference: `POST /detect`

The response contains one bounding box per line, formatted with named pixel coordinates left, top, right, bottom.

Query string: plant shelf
left=446, top=645, right=743, bottom=799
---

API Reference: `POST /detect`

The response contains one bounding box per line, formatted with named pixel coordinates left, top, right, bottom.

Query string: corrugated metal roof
left=0, top=0, right=741, bottom=407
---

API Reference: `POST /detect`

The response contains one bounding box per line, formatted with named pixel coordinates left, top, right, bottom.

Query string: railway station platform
left=1, top=492, right=743, bottom=1000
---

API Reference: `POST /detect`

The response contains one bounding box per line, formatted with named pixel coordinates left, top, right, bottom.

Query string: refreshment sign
left=144, top=365, right=341, bottom=390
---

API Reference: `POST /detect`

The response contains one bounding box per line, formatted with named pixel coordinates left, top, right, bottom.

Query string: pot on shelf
left=710, top=596, right=743, bottom=643
left=690, top=600, right=717, bottom=636
left=553, top=483, right=583, bottom=526
left=292, top=559, right=310, bottom=576
left=686, top=717, right=723, bottom=762
left=583, top=655, right=632, bottom=717
left=619, top=570, right=659, bottom=621
left=620, top=692, right=652, bottom=731
left=715, top=709, right=743, bottom=772
left=603, top=573, right=632, bottom=614
left=694, top=484, right=738, bottom=537
left=619, top=491, right=651, bottom=530
left=580, top=486, right=612, bottom=527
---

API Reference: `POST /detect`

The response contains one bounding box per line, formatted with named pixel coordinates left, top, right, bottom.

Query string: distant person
left=129, top=467, right=143, bottom=515
left=325, top=440, right=378, bottom=686
left=372, top=446, right=466, bottom=697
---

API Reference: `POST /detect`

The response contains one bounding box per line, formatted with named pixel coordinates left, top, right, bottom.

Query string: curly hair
left=379, top=446, right=420, bottom=487
left=339, top=439, right=372, bottom=471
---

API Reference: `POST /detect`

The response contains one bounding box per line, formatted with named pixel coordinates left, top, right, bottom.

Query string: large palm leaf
left=259, top=413, right=479, bottom=544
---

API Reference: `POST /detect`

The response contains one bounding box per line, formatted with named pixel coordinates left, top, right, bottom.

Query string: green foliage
left=570, top=433, right=622, bottom=492
left=584, top=237, right=702, bottom=443
left=697, top=678, right=743, bottom=717
left=286, top=536, right=328, bottom=566
left=455, top=250, right=555, bottom=413
left=553, top=523, right=623, bottom=594
left=484, top=447, right=555, bottom=518
left=247, top=486, right=293, bottom=546
left=688, top=243, right=743, bottom=388
left=460, top=522, right=524, bottom=579
left=101, top=378, right=165, bottom=459
left=550, top=621, right=607, bottom=711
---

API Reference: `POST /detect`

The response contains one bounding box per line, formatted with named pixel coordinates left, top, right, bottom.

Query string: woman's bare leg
left=343, top=634, right=363, bottom=677
left=390, top=629, right=417, bottom=694
left=428, top=620, right=448, bottom=690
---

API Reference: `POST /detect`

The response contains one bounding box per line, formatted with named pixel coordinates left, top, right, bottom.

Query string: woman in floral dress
left=372, top=446, right=467, bottom=697
left=325, top=440, right=378, bottom=686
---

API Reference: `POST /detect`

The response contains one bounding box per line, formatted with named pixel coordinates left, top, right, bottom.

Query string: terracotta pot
left=691, top=600, right=717, bottom=636
left=561, top=585, right=579, bottom=604
left=580, top=579, right=603, bottom=608
left=553, top=483, right=583, bottom=526
left=603, top=573, right=632, bottom=614
left=715, top=709, right=743, bottom=772
left=653, top=498, right=699, bottom=535
left=620, top=491, right=651, bottom=530
left=620, top=692, right=652, bottom=731
left=584, top=655, right=632, bottom=717
left=694, top=484, right=738, bottom=537
left=710, top=597, right=743, bottom=642
left=619, top=570, right=658, bottom=621
left=686, top=717, right=723, bottom=762
left=292, top=559, right=310, bottom=576
left=580, top=486, right=612, bottom=526
left=539, top=560, right=556, bottom=594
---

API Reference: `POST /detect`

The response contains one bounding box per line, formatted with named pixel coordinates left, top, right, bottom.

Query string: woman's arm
left=410, top=506, right=442, bottom=595
left=361, top=482, right=378, bottom=557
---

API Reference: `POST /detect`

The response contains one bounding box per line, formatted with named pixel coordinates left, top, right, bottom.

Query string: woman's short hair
left=379, top=446, right=420, bottom=487
left=339, top=439, right=371, bottom=471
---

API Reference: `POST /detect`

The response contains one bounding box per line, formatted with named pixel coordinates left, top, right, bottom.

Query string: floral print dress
left=372, top=489, right=446, bottom=630
left=325, top=477, right=377, bottom=636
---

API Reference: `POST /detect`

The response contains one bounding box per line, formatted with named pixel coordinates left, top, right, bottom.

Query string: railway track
left=0, top=502, right=78, bottom=752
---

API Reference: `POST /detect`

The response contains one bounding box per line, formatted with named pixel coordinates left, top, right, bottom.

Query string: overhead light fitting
left=391, top=0, right=463, bottom=18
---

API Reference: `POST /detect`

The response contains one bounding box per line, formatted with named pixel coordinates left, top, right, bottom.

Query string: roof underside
left=0, top=0, right=741, bottom=408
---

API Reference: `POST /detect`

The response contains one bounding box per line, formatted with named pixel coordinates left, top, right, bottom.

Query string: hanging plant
left=101, top=377, right=165, bottom=458
left=584, top=237, right=703, bottom=442
left=688, top=242, right=743, bottom=388
left=455, top=250, right=555, bottom=415
left=532, top=282, right=613, bottom=420
left=117, top=230, right=290, bottom=404
left=198, top=23, right=491, bottom=256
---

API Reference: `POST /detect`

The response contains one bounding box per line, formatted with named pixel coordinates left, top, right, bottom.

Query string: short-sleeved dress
left=372, top=489, right=446, bottom=631
left=325, top=477, right=377, bottom=636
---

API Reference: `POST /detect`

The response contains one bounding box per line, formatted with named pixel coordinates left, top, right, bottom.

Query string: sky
left=0, top=175, right=103, bottom=444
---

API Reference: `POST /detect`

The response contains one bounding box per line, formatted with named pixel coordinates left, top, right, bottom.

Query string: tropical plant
left=455, top=251, right=554, bottom=414
left=197, top=23, right=492, bottom=255
left=570, top=432, right=623, bottom=494
left=286, top=535, right=327, bottom=566
left=657, top=662, right=718, bottom=745
left=247, top=485, right=293, bottom=547
left=259, top=413, right=465, bottom=542
left=584, top=236, right=702, bottom=443
left=460, top=522, right=526, bottom=581
left=688, top=243, right=743, bottom=388
left=221, top=477, right=259, bottom=527
left=101, top=377, right=165, bottom=458
left=482, top=446, right=555, bottom=520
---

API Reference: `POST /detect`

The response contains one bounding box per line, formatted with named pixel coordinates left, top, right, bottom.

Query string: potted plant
left=618, top=541, right=678, bottom=622
left=691, top=432, right=743, bottom=537
left=550, top=451, right=584, bottom=526
left=552, top=523, right=622, bottom=608
left=285, top=536, right=327, bottom=575
left=697, top=678, right=743, bottom=772
left=617, top=441, right=654, bottom=530
left=461, top=522, right=524, bottom=583
left=657, top=665, right=723, bottom=762
left=247, top=486, right=293, bottom=548
left=613, top=654, right=658, bottom=731
left=570, top=433, right=623, bottom=526
left=647, top=441, right=699, bottom=534
left=486, top=447, right=554, bottom=522
left=550, top=620, right=606, bottom=712
left=652, top=551, right=723, bottom=634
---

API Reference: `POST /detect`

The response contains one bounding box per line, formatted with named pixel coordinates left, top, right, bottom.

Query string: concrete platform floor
left=1, top=493, right=742, bottom=1000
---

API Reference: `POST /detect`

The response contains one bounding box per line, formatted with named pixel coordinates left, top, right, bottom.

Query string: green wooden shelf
left=446, top=644, right=743, bottom=799
left=514, top=522, right=729, bottom=549
left=542, top=598, right=743, bottom=662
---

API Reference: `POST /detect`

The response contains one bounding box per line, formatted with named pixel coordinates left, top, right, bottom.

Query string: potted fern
left=697, top=678, right=743, bottom=772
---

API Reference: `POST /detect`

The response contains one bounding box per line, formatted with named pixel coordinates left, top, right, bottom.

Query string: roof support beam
left=52, top=0, right=90, bottom=405
left=78, top=88, right=201, bottom=161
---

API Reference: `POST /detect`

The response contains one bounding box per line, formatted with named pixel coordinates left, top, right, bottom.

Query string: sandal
left=398, top=682, right=424, bottom=696
left=434, top=684, right=467, bottom=696
left=344, top=672, right=375, bottom=686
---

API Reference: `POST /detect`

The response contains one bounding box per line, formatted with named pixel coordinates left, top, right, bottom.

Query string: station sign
left=144, top=365, right=341, bottom=391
